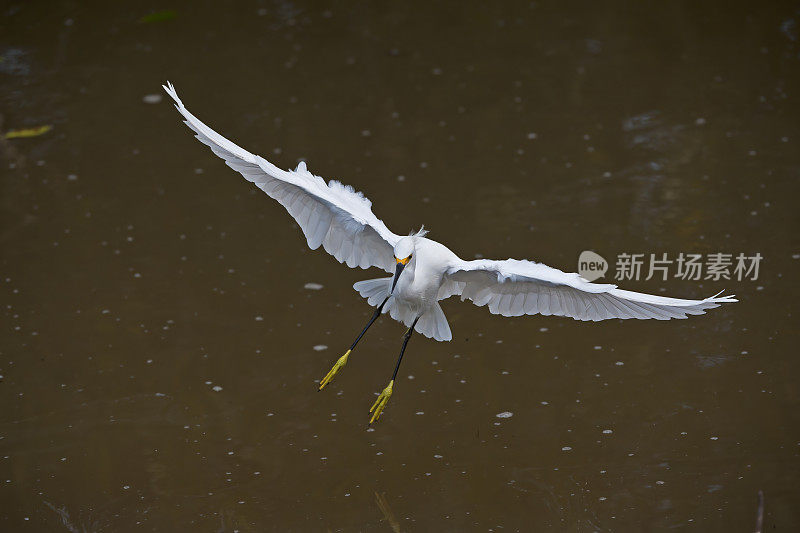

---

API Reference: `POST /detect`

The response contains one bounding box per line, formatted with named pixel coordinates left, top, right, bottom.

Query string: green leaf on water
left=139, top=10, right=177, bottom=23
left=5, top=125, right=53, bottom=139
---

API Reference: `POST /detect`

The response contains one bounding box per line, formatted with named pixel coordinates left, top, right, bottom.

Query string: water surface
left=1, top=1, right=799, bottom=530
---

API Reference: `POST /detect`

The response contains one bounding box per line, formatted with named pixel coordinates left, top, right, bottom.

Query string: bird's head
left=393, top=237, right=414, bottom=265
left=391, top=237, right=415, bottom=293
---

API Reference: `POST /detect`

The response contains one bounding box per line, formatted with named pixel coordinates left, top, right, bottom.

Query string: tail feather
left=353, top=277, right=392, bottom=306
left=353, top=278, right=452, bottom=341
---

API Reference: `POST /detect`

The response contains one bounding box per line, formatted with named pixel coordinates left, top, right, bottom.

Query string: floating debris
left=313, top=345, right=328, bottom=351
left=142, top=94, right=162, bottom=104
left=304, top=282, right=324, bottom=290
left=5, top=125, right=52, bottom=139
left=496, top=411, right=513, bottom=418
left=139, top=10, right=177, bottom=23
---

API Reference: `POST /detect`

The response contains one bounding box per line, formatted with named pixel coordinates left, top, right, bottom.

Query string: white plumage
left=164, top=83, right=736, bottom=343
left=163, top=82, right=399, bottom=274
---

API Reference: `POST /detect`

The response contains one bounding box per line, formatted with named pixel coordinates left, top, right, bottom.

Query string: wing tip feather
left=704, top=290, right=738, bottom=304
left=162, top=81, right=181, bottom=107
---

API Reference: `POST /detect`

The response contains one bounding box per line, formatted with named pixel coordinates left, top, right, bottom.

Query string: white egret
left=163, top=83, right=736, bottom=424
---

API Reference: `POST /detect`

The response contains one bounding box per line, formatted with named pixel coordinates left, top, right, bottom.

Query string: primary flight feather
left=163, top=82, right=736, bottom=423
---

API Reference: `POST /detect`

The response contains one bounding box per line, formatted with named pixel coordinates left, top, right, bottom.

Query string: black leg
left=392, top=316, right=420, bottom=380
left=369, top=315, right=421, bottom=424
left=319, top=296, right=389, bottom=390
left=349, top=296, right=389, bottom=352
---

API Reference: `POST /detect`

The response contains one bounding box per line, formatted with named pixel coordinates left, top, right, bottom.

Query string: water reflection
left=374, top=491, right=402, bottom=533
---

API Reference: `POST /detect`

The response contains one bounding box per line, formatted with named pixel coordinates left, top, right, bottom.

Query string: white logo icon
left=578, top=251, right=608, bottom=282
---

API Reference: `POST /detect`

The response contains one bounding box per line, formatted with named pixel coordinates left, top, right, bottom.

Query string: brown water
left=2, top=1, right=799, bottom=531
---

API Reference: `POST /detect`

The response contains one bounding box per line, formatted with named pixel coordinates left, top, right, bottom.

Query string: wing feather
left=163, top=82, right=400, bottom=273
left=446, top=258, right=736, bottom=321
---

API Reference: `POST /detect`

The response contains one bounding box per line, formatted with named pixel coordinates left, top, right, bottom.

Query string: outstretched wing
left=163, top=82, right=401, bottom=273
left=445, top=258, right=737, bottom=320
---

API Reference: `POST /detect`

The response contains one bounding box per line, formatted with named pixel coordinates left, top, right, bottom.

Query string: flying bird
left=163, top=83, right=737, bottom=424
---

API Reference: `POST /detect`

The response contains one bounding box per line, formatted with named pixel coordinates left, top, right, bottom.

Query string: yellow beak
left=395, top=256, right=410, bottom=265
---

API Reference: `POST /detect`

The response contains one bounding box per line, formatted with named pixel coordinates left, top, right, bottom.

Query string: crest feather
left=411, top=225, right=429, bottom=238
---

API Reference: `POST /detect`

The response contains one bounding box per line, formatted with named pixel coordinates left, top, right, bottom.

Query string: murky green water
left=2, top=1, right=799, bottom=530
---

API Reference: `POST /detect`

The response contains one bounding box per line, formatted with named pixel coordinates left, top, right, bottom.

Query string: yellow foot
left=369, top=380, right=394, bottom=424
left=318, top=350, right=350, bottom=391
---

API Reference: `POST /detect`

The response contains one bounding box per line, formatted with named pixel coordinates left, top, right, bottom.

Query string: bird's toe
left=368, top=380, right=394, bottom=424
